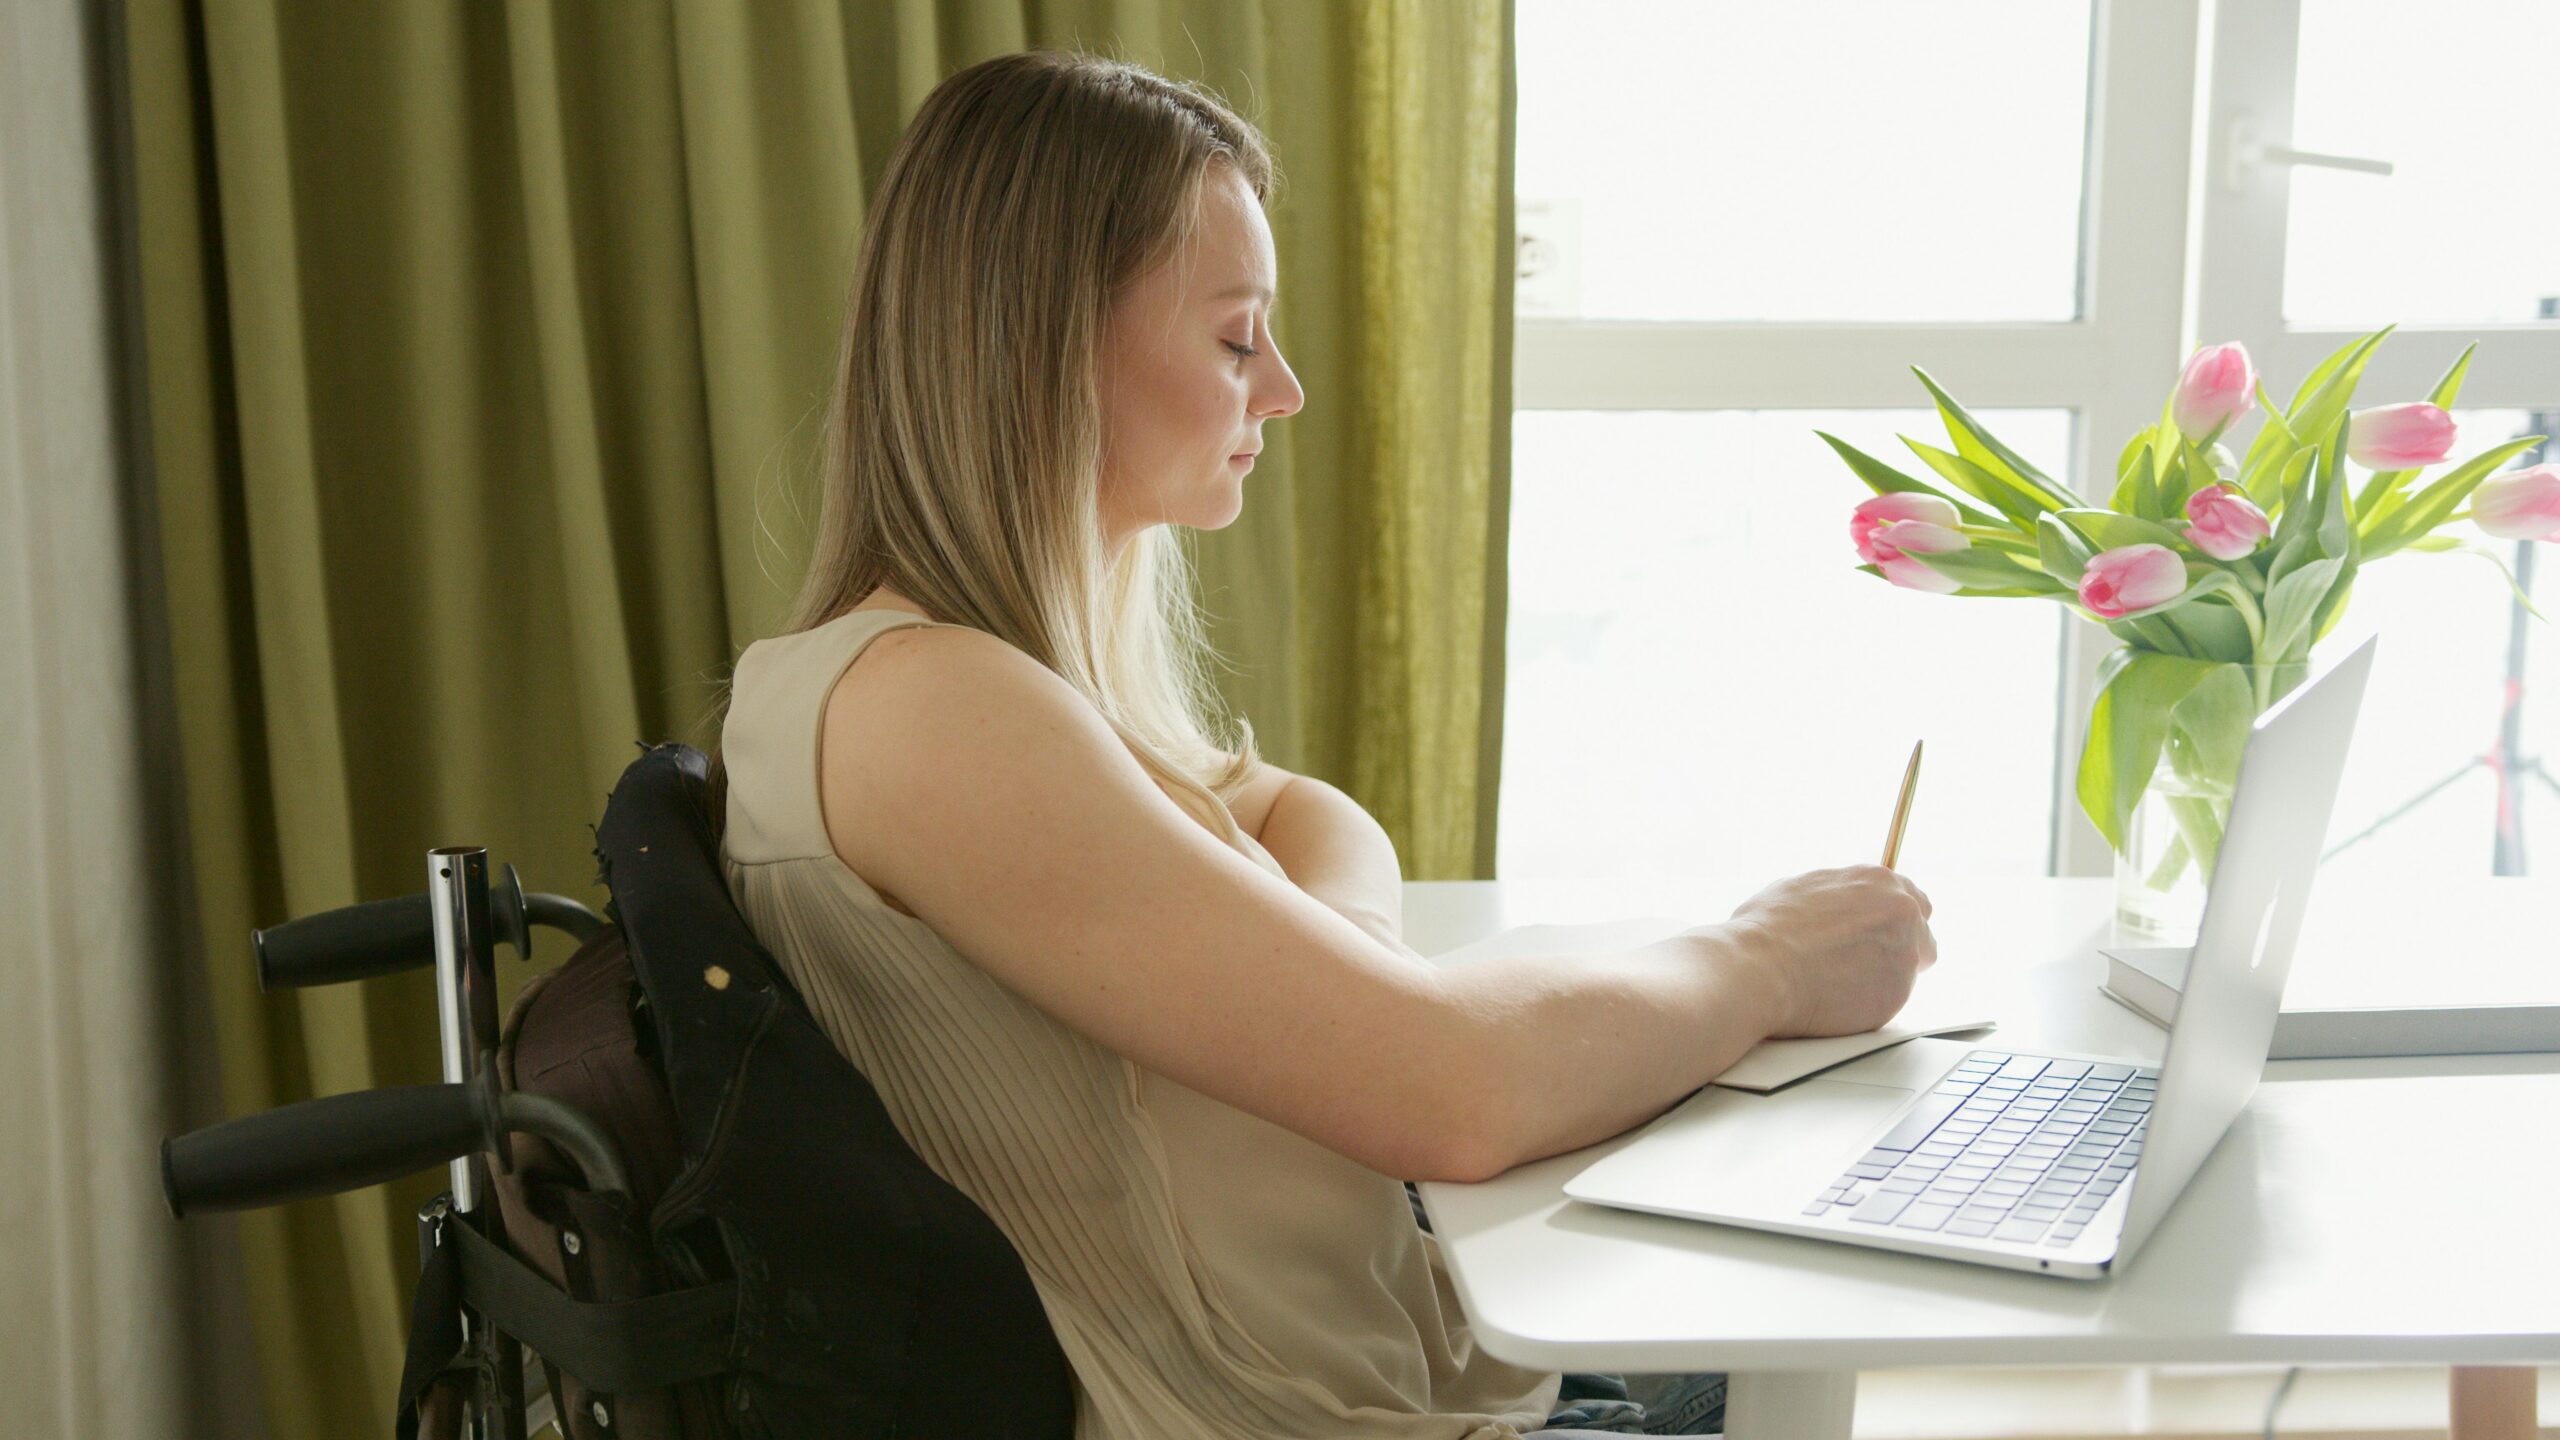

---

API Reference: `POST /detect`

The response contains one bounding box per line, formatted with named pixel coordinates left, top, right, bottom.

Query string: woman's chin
left=1195, top=476, right=1247, bottom=530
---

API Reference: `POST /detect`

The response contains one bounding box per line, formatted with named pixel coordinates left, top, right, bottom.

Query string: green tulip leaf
left=2053, top=507, right=2190, bottom=555
left=1817, top=431, right=2009, bottom=529
left=2312, top=415, right=2355, bottom=561
left=2118, top=429, right=2153, bottom=487
left=2146, top=390, right=2178, bottom=471
left=2135, top=443, right=2166, bottom=521
left=2165, top=663, right=2256, bottom=794
left=1908, top=367, right=2081, bottom=512
left=2266, top=447, right=2323, bottom=556
left=2038, top=512, right=2095, bottom=585
left=1967, top=528, right=2045, bottom=559
left=2265, top=528, right=2312, bottom=590
left=2239, top=377, right=2300, bottom=508
left=2242, top=327, right=2391, bottom=507
left=2110, top=438, right=2155, bottom=516
left=2104, top=615, right=2191, bottom=656
left=2286, top=327, right=2393, bottom=434
left=2257, top=556, right=2344, bottom=661
left=2360, top=435, right=2549, bottom=558
left=1900, top=435, right=2056, bottom=534
left=2161, top=596, right=2251, bottom=661
left=2407, top=536, right=2552, bottom=623
left=2280, top=333, right=2389, bottom=493
left=2164, top=436, right=2217, bottom=520
left=1906, top=545, right=2072, bottom=594
left=2307, top=561, right=2360, bottom=647
left=2077, top=649, right=2229, bottom=851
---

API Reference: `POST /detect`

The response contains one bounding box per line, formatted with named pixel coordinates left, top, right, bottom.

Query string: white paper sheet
left=1424, top=917, right=1999, bottom=1092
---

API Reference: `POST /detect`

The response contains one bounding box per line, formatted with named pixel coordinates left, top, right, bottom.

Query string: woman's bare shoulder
left=815, top=621, right=1039, bottom=914
left=1226, top=757, right=1298, bottom=843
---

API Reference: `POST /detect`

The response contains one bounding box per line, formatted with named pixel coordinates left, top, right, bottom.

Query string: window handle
left=2222, top=110, right=2395, bottom=192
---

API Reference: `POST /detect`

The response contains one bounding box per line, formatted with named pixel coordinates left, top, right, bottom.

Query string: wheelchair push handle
left=162, top=1066, right=631, bottom=1218
left=254, top=861, right=607, bottom=990
left=253, top=892, right=434, bottom=990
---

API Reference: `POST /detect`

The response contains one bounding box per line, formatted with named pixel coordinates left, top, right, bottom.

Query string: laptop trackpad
left=1567, top=1079, right=1922, bottom=1216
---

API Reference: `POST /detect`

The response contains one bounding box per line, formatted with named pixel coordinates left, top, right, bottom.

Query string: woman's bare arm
left=825, top=624, right=1787, bottom=1182
left=1432, top=929, right=1786, bottom=1178
left=1253, top=775, right=1412, bottom=958
left=1254, top=773, right=1788, bottom=1176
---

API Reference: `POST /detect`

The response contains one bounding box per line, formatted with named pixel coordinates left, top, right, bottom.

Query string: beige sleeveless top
left=718, top=607, right=1563, bottom=1440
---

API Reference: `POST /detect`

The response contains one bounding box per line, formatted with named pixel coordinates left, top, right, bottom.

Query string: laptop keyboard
left=1799, top=1050, right=2156, bottom=1250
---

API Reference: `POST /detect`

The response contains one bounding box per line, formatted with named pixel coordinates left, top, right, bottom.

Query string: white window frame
left=1514, top=0, right=2207, bottom=877
left=2197, top=0, right=2560, bottom=415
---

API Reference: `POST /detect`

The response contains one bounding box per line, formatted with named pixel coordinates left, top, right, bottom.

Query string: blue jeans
left=1407, top=1183, right=1728, bottom=1436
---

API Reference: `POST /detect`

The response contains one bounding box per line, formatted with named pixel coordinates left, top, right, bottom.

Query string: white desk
left=1406, top=876, right=2559, bottom=1440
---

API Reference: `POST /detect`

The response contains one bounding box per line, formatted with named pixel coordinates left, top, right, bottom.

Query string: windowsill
left=1853, top=1364, right=2559, bottom=1438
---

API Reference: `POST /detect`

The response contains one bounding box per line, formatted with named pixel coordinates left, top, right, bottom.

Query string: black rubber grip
left=254, top=894, right=435, bottom=990
left=162, top=1082, right=493, bottom=1218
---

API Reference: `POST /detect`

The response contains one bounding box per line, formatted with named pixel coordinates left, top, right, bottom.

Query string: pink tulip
left=1871, top=518, right=1971, bottom=593
left=1851, top=492, right=1961, bottom=564
left=2345, top=402, right=2456, bottom=470
left=2470, top=463, right=2560, bottom=541
left=2183, top=482, right=2272, bottom=560
left=2171, top=343, right=2256, bottom=444
left=2077, top=544, right=2188, bottom=619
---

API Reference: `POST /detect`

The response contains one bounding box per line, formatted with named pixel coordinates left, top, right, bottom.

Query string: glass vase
left=2110, top=658, right=2311, bottom=947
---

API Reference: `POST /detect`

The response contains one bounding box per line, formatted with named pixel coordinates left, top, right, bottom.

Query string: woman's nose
left=1255, top=348, right=1305, bottom=418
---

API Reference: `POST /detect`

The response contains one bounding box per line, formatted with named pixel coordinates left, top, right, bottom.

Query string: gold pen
left=1882, top=740, right=1923, bottom=869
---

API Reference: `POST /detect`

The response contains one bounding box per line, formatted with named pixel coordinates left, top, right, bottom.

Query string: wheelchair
left=161, top=743, right=1077, bottom=1439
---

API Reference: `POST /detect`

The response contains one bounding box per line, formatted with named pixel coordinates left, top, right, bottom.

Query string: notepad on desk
left=2099, top=878, right=2560, bottom=1058
left=1423, top=917, right=1999, bottom=1091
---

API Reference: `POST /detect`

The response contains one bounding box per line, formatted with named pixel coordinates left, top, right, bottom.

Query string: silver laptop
left=1563, top=635, right=2377, bottom=1280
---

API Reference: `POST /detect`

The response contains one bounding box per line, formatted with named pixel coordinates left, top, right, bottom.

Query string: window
left=1509, top=0, right=2560, bottom=887
left=2282, top=1, right=2560, bottom=328
left=1506, top=2, right=2560, bottom=1430
left=2315, top=407, right=2557, bottom=888
left=2202, top=0, right=2560, bottom=882
left=1500, top=408, right=2065, bottom=882
left=1513, top=0, right=2094, bottom=324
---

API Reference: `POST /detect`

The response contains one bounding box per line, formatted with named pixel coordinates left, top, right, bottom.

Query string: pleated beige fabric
left=720, top=607, right=1562, bottom=1440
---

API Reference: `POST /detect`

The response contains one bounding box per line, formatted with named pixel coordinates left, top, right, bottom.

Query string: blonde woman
left=711, top=49, right=1935, bottom=1440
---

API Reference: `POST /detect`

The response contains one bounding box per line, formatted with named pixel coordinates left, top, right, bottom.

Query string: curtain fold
left=1, top=3, right=265, bottom=1435
left=119, top=2, right=1514, bottom=1434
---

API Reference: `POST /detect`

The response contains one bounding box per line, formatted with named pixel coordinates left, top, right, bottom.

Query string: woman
left=711, top=49, right=1935, bottom=1439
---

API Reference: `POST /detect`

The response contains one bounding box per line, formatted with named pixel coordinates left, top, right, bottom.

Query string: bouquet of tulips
left=1823, top=325, right=2560, bottom=887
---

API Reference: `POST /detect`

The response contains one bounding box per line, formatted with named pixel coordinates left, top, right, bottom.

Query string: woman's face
left=1096, top=164, right=1304, bottom=557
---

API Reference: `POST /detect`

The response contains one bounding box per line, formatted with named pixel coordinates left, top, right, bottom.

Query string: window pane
left=1499, top=410, right=2068, bottom=884
left=2285, top=2, right=2560, bottom=327
left=2316, top=408, right=2558, bottom=882
left=1514, top=1, right=2095, bottom=323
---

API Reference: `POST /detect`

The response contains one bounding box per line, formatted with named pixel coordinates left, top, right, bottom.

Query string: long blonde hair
left=701, top=50, right=1273, bottom=830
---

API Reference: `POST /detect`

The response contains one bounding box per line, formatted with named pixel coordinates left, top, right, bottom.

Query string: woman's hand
left=1717, top=865, right=1936, bottom=1039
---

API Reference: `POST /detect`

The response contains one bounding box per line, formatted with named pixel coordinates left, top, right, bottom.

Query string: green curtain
left=121, top=1, right=1514, bottom=1434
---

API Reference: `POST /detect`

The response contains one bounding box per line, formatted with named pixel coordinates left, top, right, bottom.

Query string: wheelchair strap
left=397, top=1209, right=740, bottom=1438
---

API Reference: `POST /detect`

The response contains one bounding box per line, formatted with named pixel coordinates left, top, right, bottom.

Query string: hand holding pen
left=1716, top=741, right=1937, bottom=1039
